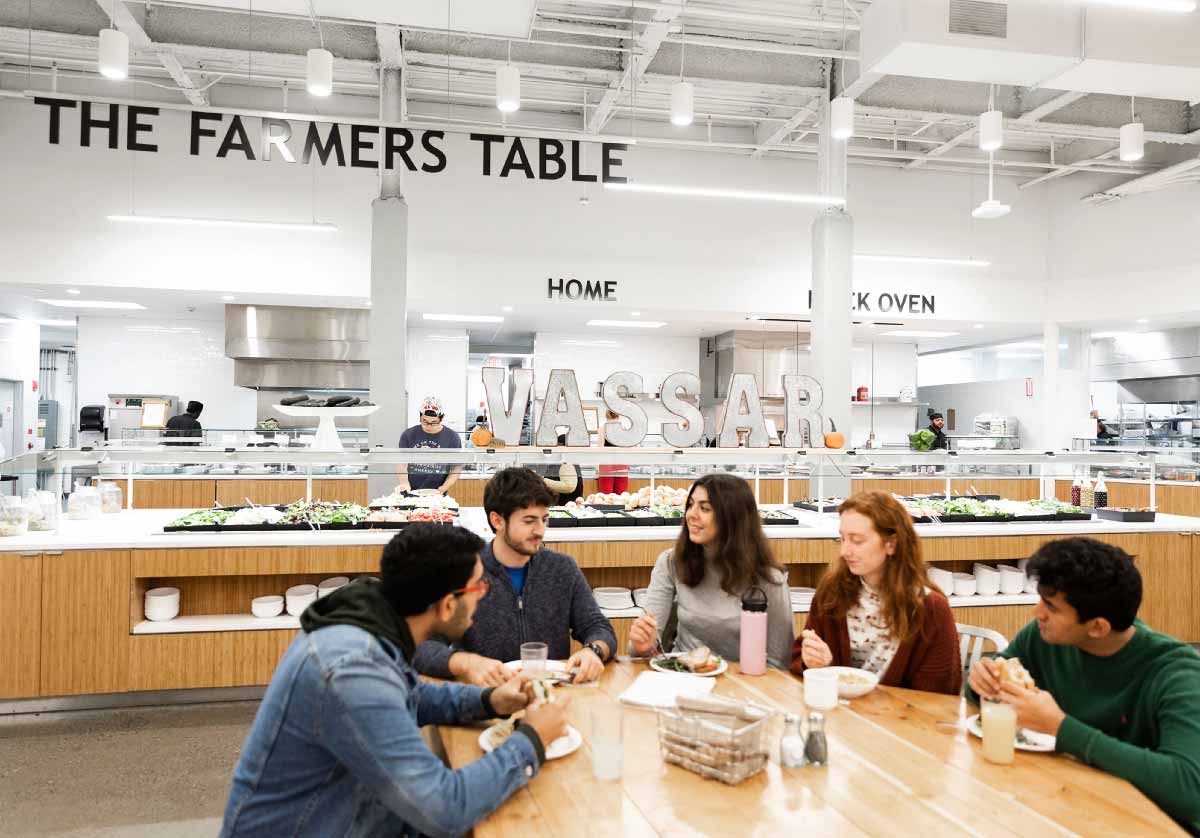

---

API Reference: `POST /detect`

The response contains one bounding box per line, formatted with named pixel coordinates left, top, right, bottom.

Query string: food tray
left=569, top=516, right=609, bottom=527
left=1095, top=508, right=1156, bottom=522
left=633, top=515, right=666, bottom=527
left=760, top=513, right=799, bottom=526
left=548, top=516, right=579, bottom=528
left=793, top=501, right=840, bottom=513
left=162, top=524, right=220, bottom=533
left=586, top=504, right=627, bottom=512
left=603, top=512, right=637, bottom=527
left=1055, top=511, right=1093, bottom=522
left=1009, top=514, right=1059, bottom=523
left=916, top=494, right=1001, bottom=502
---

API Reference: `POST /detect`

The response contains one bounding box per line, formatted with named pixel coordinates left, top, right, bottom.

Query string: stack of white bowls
left=952, top=572, right=977, bottom=597
left=973, top=563, right=1001, bottom=596
left=251, top=595, right=284, bottom=618
left=999, top=565, right=1026, bottom=595
left=593, top=587, right=635, bottom=610
left=790, top=587, right=815, bottom=612
left=318, top=576, right=350, bottom=598
left=632, top=587, right=650, bottom=608
left=286, top=584, right=318, bottom=616
left=144, top=587, right=180, bottom=622
left=928, top=567, right=954, bottom=594
left=1018, top=558, right=1039, bottom=593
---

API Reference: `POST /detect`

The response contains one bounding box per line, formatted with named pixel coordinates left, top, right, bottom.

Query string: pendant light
left=978, top=85, right=1002, bottom=152
left=829, top=2, right=853, bottom=141
left=1120, top=97, right=1144, bottom=162
left=306, top=48, right=333, bottom=97
left=98, top=2, right=128, bottom=81
left=972, top=151, right=1011, bottom=220
left=497, top=41, right=520, bottom=113
left=671, top=3, right=693, bottom=127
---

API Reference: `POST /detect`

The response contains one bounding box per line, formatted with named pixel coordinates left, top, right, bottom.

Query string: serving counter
left=2, top=506, right=1197, bottom=703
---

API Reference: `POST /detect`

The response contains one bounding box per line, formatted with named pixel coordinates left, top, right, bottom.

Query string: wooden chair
left=957, top=623, right=1008, bottom=682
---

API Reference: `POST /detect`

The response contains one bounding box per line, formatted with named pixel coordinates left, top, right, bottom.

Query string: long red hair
left=811, top=491, right=940, bottom=646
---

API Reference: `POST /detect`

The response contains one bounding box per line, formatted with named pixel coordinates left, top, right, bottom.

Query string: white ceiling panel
left=179, top=0, right=538, bottom=38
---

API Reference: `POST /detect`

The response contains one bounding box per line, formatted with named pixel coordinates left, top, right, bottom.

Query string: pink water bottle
left=739, top=586, right=769, bottom=676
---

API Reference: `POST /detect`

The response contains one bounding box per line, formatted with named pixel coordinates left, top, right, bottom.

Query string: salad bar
left=164, top=491, right=461, bottom=533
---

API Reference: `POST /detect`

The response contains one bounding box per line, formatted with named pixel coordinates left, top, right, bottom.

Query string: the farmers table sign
left=482, top=368, right=828, bottom=449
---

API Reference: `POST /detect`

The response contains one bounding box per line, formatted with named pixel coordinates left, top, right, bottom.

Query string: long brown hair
left=673, top=473, right=784, bottom=596
left=812, top=491, right=939, bottom=646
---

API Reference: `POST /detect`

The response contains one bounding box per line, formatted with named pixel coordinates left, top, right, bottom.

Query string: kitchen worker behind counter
left=397, top=395, right=463, bottom=495
left=927, top=412, right=949, bottom=451
left=163, top=400, right=203, bottom=446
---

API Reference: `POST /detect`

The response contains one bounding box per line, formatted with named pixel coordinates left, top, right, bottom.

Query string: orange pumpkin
left=470, top=427, right=494, bottom=447
left=824, top=418, right=845, bottom=450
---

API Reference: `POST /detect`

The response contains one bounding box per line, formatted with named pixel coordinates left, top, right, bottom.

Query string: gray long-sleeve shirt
left=643, top=548, right=794, bottom=670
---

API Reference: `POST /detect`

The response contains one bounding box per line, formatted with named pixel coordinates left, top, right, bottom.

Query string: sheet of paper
left=618, top=671, right=716, bottom=709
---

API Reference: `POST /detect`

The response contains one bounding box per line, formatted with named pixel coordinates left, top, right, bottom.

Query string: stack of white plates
left=632, top=587, right=650, bottom=607
left=790, top=587, right=816, bottom=612
left=593, top=587, right=634, bottom=610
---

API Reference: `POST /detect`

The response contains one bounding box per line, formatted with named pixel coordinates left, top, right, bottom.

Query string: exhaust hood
left=225, top=305, right=368, bottom=391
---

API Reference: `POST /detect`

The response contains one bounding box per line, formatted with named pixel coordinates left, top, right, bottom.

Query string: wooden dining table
left=433, top=660, right=1184, bottom=837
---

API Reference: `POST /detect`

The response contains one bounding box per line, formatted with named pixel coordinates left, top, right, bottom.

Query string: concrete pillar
left=368, top=66, right=408, bottom=499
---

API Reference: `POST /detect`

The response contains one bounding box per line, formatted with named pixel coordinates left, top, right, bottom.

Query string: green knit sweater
left=967, top=619, right=1200, bottom=834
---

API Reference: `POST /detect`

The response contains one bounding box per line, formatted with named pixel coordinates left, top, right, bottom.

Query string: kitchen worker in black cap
left=164, top=400, right=204, bottom=445
left=927, top=412, right=949, bottom=450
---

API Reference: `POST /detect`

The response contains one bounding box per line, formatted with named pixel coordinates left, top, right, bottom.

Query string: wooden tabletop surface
left=435, top=661, right=1183, bottom=837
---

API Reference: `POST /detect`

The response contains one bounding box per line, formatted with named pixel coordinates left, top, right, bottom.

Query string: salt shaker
left=780, top=713, right=806, bottom=768
left=804, top=712, right=828, bottom=766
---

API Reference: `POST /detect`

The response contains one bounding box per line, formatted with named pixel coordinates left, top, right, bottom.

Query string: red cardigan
left=790, top=589, right=962, bottom=696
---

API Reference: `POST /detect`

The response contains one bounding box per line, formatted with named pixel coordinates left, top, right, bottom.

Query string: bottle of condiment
left=780, top=713, right=806, bottom=767
left=1070, top=477, right=1081, bottom=507
left=1081, top=478, right=1094, bottom=509
left=803, top=712, right=828, bottom=766
left=738, top=586, right=768, bottom=676
left=1094, top=472, right=1108, bottom=509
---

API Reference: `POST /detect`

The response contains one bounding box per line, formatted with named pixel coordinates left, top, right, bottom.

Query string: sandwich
left=678, top=646, right=721, bottom=674
left=529, top=679, right=557, bottom=706
left=997, top=657, right=1036, bottom=691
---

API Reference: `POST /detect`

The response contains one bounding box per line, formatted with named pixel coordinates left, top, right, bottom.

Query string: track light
left=671, top=81, right=694, bottom=127
left=98, top=28, right=129, bottom=80
left=830, top=96, right=854, bottom=141
left=1120, top=99, right=1144, bottom=162
left=496, top=64, right=521, bottom=113
left=306, top=48, right=333, bottom=97
left=979, top=110, right=1003, bottom=152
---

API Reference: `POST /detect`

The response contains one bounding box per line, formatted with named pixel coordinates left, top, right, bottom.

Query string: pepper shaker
left=804, top=712, right=828, bottom=766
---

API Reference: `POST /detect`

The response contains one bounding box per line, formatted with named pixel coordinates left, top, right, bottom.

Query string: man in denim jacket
left=221, top=523, right=569, bottom=838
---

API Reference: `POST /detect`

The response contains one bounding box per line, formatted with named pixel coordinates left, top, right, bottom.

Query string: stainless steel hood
left=226, top=305, right=368, bottom=391
left=702, top=330, right=811, bottom=403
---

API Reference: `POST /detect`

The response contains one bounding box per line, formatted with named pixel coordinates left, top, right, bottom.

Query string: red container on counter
left=856, top=386, right=869, bottom=402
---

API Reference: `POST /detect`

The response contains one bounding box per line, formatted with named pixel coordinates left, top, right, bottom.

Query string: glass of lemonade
left=521, top=642, right=549, bottom=680
left=981, top=698, right=1017, bottom=765
left=591, top=704, right=624, bottom=781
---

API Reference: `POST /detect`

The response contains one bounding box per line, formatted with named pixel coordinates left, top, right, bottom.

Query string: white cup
left=252, top=595, right=284, bottom=618
left=286, top=584, right=318, bottom=616
left=953, top=573, right=977, bottom=597
left=318, top=576, right=349, bottom=598
left=804, top=668, right=839, bottom=711
left=998, top=566, right=1026, bottom=595
left=144, top=586, right=180, bottom=622
left=928, top=567, right=954, bottom=594
left=973, top=564, right=1001, bottom=596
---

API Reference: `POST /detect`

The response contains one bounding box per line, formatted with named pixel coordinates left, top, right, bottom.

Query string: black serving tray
left=793, top=501, right=840, bottom=513
left=586, top=504, right=627, bottom=512
left=916, top=494, right=1002, bottom=502
left=761, top=513, right=800, bottom=526
left=632, top=515, right=666, bottom=527
left=603, top=513, right=637, bottom=527
left=548, top=516, right=578, bottom=528
left=1055, top=511, right=1093, bottom=522
left=1095, top=508, right=1156, bottom=522
left=570, top=516, right=609, bottom=527
left=1009, top=514, right=1060, bottom=523
left=163, top=524, right=220, bottom=533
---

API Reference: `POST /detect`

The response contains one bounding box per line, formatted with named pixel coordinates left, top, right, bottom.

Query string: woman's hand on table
left=565, top=647, right=604, bottom=683
left=629, top=614, right=659, bottom=656
left=489, top=673, right=531, bottom=716
left=967, top=658, right=1002, bottom=701
left=999, top=682, right=1066, bottom=737
left=800, top=629, right=833, bottom=669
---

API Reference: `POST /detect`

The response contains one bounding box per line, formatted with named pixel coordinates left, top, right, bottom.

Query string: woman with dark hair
left=791, top=491, right=961, bottom=694
left=629, top=473, right=794, bottom=669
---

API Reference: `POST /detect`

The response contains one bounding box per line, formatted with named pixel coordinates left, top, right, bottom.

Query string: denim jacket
left=221, top=621, right=542, bottom=838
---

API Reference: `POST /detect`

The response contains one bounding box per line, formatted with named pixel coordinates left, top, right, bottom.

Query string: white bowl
left=952, top=573, right=977, bottom=597
left=318, top=576, right=350, bottom=598
left=928, top=567, right=954, bottom=594
left=1025, top=574, right=1040, bottom=594
left=252, top=595, right=285, bottom=618
left=145, top=586, right=180, bottom=622
left=999, top=566, right=1026, bottom=595
left=286, top=584, right=318, bottom=616
left=825, top=666, right=880, bottom=699
left=973, top=564, right=1001, bottom=596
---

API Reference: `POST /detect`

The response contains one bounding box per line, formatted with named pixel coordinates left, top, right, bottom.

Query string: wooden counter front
left=437, top=663, right=1184, bottom=837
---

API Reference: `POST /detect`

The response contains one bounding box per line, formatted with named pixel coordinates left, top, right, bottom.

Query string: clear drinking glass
left=521, top=642, right=549, bottom=679
left=803, top=668, right=839, bottom=711
left=981, top=698, right=1017, bottom=765
left=591, top=703, right=624, bottom=781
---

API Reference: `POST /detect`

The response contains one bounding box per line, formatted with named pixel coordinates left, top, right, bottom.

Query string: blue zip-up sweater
left=413, top=541, right=617, bottom=676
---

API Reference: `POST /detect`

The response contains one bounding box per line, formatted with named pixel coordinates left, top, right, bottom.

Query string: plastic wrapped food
left=99, top=482, right=123, bottom=514
left=67, top=485, right=103, bottom=521
left=24, top=490, right=59, bottom=532
left=0, top=496, right=31, bottom=537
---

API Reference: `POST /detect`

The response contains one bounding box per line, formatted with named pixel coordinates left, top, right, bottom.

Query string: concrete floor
left=0, top=701, right=258, bottom=838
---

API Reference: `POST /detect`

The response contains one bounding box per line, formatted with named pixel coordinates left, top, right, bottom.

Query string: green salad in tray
left=281, top=501, right=369, bottom=525
left=170, top=509, right=234, bottom=527
left=654, top=506, right=684, bottom=520
left=1028, top=499, right=1087, bottom=515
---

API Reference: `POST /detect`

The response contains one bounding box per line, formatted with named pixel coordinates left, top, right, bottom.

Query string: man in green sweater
left=967, top=537, right=1200, bottom=834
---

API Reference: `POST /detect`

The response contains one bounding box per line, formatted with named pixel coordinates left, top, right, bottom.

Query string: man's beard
left=438, top=598, right=472, bottom=641
left=503, top=529, right=540, bottom=558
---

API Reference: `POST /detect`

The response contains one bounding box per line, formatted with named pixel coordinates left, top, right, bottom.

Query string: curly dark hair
left=483, top=467, right=556, bottom=532
left=380, top=523, right=484, bottom=616
left=1026, top=537, right=1142, bottom=631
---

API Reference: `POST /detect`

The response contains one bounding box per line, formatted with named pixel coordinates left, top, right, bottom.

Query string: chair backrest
left=957, top=623, right=1009, bottom=678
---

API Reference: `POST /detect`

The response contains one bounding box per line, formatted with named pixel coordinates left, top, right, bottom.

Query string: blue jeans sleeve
left=414, top=678, right=492, bottom=726
left=321, top=652, right=539, bottom=838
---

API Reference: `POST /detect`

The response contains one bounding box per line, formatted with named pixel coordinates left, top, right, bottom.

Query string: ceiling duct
left=862, top=0, right=1200, bottom=99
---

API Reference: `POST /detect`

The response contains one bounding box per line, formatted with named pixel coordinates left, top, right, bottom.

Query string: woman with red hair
left=791, top=491, right=961, bottom=695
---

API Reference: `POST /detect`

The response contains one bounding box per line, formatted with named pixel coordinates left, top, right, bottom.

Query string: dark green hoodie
left=300, top=577, right=414, bottom=659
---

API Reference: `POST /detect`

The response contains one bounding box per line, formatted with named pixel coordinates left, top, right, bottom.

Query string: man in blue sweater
left=414, top=467, right=616, bottom=685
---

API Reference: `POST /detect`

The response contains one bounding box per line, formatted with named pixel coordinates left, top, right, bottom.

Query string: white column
left=368, top=67, right=408, bottom=499
left=1041, top=320, right=1060, bottom=449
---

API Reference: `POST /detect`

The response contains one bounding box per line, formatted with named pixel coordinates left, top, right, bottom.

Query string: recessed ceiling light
left=221, top=295, right=236, bottom=302
left=587, top=319, right=667, bottom=329
left=882, top=329, right=960, bottom=338
left=973, top=323, right=985, bottom=329
left=39, top=299, right=146, bottom=310
left=1136, top=318, right=1150, bottom=324
left=422, top=313, right=505, bottom=323
left=972, top=200, right=1011, bottom=220
left=631, top=311, right=641, bottom=317
left=66, top=288, right=81, bottom=295
left=37, top=319, right=77, bottom=327
left=604, top=182, right=845, bottom=206
left=1092, top=331, right=1127, bottom=339
left=502, top=306, right=514, bottom=313
left=363, top=300, right=372, bottom=307
left=854, top=253, right=990, bottom=268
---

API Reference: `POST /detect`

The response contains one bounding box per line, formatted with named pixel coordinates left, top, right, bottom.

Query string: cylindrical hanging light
left=306, top=48, right=333, bottom=97
left=496, top=64, right=521, bottom=113
left=830, top=96, right=854, bottom=140
left=670, top=81, right=694, bottom=127
left=979, top=109, right=1003, bottom=152
left=1120, top=122, right=1145, bottom=162
left=98, top=28, right=129, bottom=80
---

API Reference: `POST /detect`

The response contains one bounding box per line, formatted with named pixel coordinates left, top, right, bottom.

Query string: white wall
left=406, top=328, right=469, bottom=436
left=0, top=320, right=39, bottom=457
left=76, top=316, right=256, bottom=429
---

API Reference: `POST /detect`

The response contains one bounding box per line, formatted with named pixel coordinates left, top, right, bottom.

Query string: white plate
left=649, top=654, right=728, bottom=677
left=823, top=666, right=879, bottom=699
left=965, top=714, right=1056, bottom=752
left=503, top=659, right=568, bottom=675
left=479, top=723, right=582, bottom=760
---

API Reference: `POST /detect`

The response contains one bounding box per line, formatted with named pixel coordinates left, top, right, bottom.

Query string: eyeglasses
left=420, top=416, right=443, bottom=426
left=451, top=580, right=489, bottom=598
